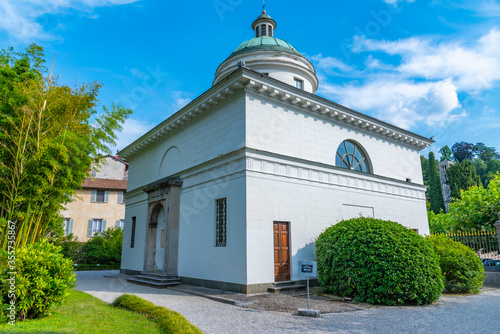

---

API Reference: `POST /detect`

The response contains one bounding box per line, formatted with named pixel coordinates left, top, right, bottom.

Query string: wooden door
left=273, top=222, right=290, bottom=282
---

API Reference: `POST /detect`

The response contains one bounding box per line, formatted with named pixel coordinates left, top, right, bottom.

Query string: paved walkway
left=76, top=271, right=500, bottom=334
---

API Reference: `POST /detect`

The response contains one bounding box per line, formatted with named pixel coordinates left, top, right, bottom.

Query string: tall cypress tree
left=428, top=152, right=445, bottom=214
left=447, top=160, right=481, bottom=200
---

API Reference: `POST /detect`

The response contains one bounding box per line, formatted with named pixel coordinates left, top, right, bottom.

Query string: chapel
left=119, top=10, right=432, bottom=293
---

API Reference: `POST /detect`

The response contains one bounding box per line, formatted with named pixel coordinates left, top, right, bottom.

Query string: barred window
left=215, top=198, right=227, bottom=247
left=131, top=217, right=136, bottom=248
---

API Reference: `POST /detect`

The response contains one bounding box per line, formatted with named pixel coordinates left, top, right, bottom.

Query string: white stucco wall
left=122, top=95, right=247, bottom=277
left=126, top=95, right=246, bottom=192
left=245, top=93, right=424, bottom=185
left=245, top=169, right=429, bottom=285
left=177, top=170, right=247, bottom=284
left=93, top=157, right=127, bottom=180
left=121, top=191, right=148, bottom=272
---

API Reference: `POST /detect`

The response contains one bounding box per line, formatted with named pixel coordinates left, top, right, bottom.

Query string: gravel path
left=76, top=270, right=500, bottom=334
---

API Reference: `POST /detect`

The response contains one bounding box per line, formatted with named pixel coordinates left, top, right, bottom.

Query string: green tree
left=0, top=45, right=131, bottom=250
left=452, top=141, right=474, bottom=162
left=473, top=158, right=488, bottom=187
left=448, top=174, right=500, bottom=231
left=446, top=160, right=481, bottom=200
left=439, top=145, right=453, bottom=162
left=473, top=142, right=498, bottom=163
left=420, top=155, right=429, bottom=186
left=485, top=160, right=500, bottom=186
left=428, top=152, right=445, bottom=214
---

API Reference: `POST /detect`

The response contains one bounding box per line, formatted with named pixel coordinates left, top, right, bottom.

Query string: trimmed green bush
left=427, top=235, right=485, bottom=293
left=316, top=217, right=444, bottom=305
left=0, top=239, right=76, bottom=321
left=82, top=227, right=123, bottom=265
left=112, top=294, right=202, bottom=334
left=59, top=234, right=85, bottom=263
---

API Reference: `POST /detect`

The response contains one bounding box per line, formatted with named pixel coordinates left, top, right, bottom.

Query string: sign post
left=298, top=261, right=319, bottom=317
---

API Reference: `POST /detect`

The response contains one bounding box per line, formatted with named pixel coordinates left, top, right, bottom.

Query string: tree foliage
left=438, top=145, right=453, bottom=162
left=452, top=141, right=474, bottom=162
left=0, top=45, right=131, bottom=250
left=428, top=174, right=500, bottom=233
left=448, top=174, right=500, bottom=231
left=446, top=160, right=481, bottom=200
left=428, top=152, right=445, bottom=214
left=473, top=142, right=499, bottom=163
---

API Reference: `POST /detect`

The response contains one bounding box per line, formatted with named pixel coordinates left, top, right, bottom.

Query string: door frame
left=273, top=221, right=291, bottom=282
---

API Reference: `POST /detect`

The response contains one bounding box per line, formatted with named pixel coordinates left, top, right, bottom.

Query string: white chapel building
left=119, top=10, right=433, bottom=293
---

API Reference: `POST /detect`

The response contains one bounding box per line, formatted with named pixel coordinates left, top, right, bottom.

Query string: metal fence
left=432, top=230, right=500, bottom=271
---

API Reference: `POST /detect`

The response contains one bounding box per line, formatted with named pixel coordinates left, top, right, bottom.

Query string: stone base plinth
left=298, top=308, right=320, bottom=317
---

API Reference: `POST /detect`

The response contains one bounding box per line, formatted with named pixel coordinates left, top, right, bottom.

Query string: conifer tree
left=446, top=160, right=481, bottom=200
left=427, top=152, right=445, bottom=214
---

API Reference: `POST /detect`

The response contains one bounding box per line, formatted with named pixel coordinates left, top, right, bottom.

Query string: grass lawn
left=2, top=289, right=163, bottom=334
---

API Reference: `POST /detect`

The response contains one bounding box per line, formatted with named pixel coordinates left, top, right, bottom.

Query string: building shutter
left=104, top=191, right=109, bottom=203
left=118, top=191, right=123, bottom=204
left=87, top=220, right=93, bottom=237
left=101, top=220, right=107, bottom=235
left=68, top=219, right=74, bottom=235
left=116, top=220, right=120, bottom=228
left=91, top=190, right=96, bottom=203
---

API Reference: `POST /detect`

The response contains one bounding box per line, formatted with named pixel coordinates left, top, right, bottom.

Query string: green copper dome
left=229, top=36, right=302, bottom=58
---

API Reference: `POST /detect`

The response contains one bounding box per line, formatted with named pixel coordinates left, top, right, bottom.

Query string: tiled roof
left=82, top=178, right=127, bottom=190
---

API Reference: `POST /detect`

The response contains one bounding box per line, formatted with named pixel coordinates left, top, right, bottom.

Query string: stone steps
left=127, top=273, right=182, bottom=288
left=268, top=281, right=306, bottom=293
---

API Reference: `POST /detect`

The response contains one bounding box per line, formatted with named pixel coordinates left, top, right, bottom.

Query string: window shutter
left=116, top=220, right=120, bottom=228
left=118, top=191, right=123, bottom=204
left=101, top=220, right=107, bottom=234
left=91, top=190, right=96, bottom=203
left=68, top=219, right=74, bottom=235
left=104, top=190, right=109, bottom=203
left=87, top=220, right=93, bottom=237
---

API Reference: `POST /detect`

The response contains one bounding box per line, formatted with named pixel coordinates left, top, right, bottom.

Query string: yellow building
left=61, top=156, right=127, bottom=242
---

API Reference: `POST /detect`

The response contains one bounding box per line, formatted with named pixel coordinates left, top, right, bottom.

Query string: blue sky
left=1, top=0, right=499, bottom=156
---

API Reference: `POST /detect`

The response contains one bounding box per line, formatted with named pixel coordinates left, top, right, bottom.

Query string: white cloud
left=114, top=117, right=155, bottom=152
left=311, top=54, right=353, bottom=73
left=318, top=79, right=465, bottom=129
left=0, top=0, right=140, bottom=40
left=353, top=29, right=500, bottom=90
left=382, top=0, right=415, bottom=5
left=171, top=91, right=192, bottom=110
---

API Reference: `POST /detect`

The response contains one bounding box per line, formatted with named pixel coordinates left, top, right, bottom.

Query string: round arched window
left=335, top=140, right=370, bottom=173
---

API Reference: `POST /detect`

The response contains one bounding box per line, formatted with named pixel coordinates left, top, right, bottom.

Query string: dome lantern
left=214, top=9, right=319, bottom=93
left=252, top=10, right=276, bottom=38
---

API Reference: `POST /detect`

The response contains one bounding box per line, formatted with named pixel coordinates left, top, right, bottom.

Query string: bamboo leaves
left=0, top=44, right=131, bottom=250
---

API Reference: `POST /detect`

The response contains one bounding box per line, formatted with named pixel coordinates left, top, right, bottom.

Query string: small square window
left=96, top=190, right=105, bottom=202
left=295, top=78, right=304, bottom=90
left=92, top=219, right=103, bottom=235
left=63, top=218, right=73, bottom=236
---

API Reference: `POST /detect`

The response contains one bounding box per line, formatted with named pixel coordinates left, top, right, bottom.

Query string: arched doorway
left=146, top=202, right=167, bottom=273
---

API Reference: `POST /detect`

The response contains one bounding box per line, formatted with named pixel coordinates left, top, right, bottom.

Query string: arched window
left=335, top=140, right=371, bottom=173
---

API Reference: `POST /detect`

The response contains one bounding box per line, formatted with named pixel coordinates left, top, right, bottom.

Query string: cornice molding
left=242, top=73, right=433, bottom=150
left=120, top=68, right=433, bottom=160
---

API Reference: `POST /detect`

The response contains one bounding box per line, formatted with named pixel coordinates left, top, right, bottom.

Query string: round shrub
left=0, top=239, right=76, bottom=321
left=316, top=217, right=444, bottom=305
left=427, top=235, right=485, bottom=293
